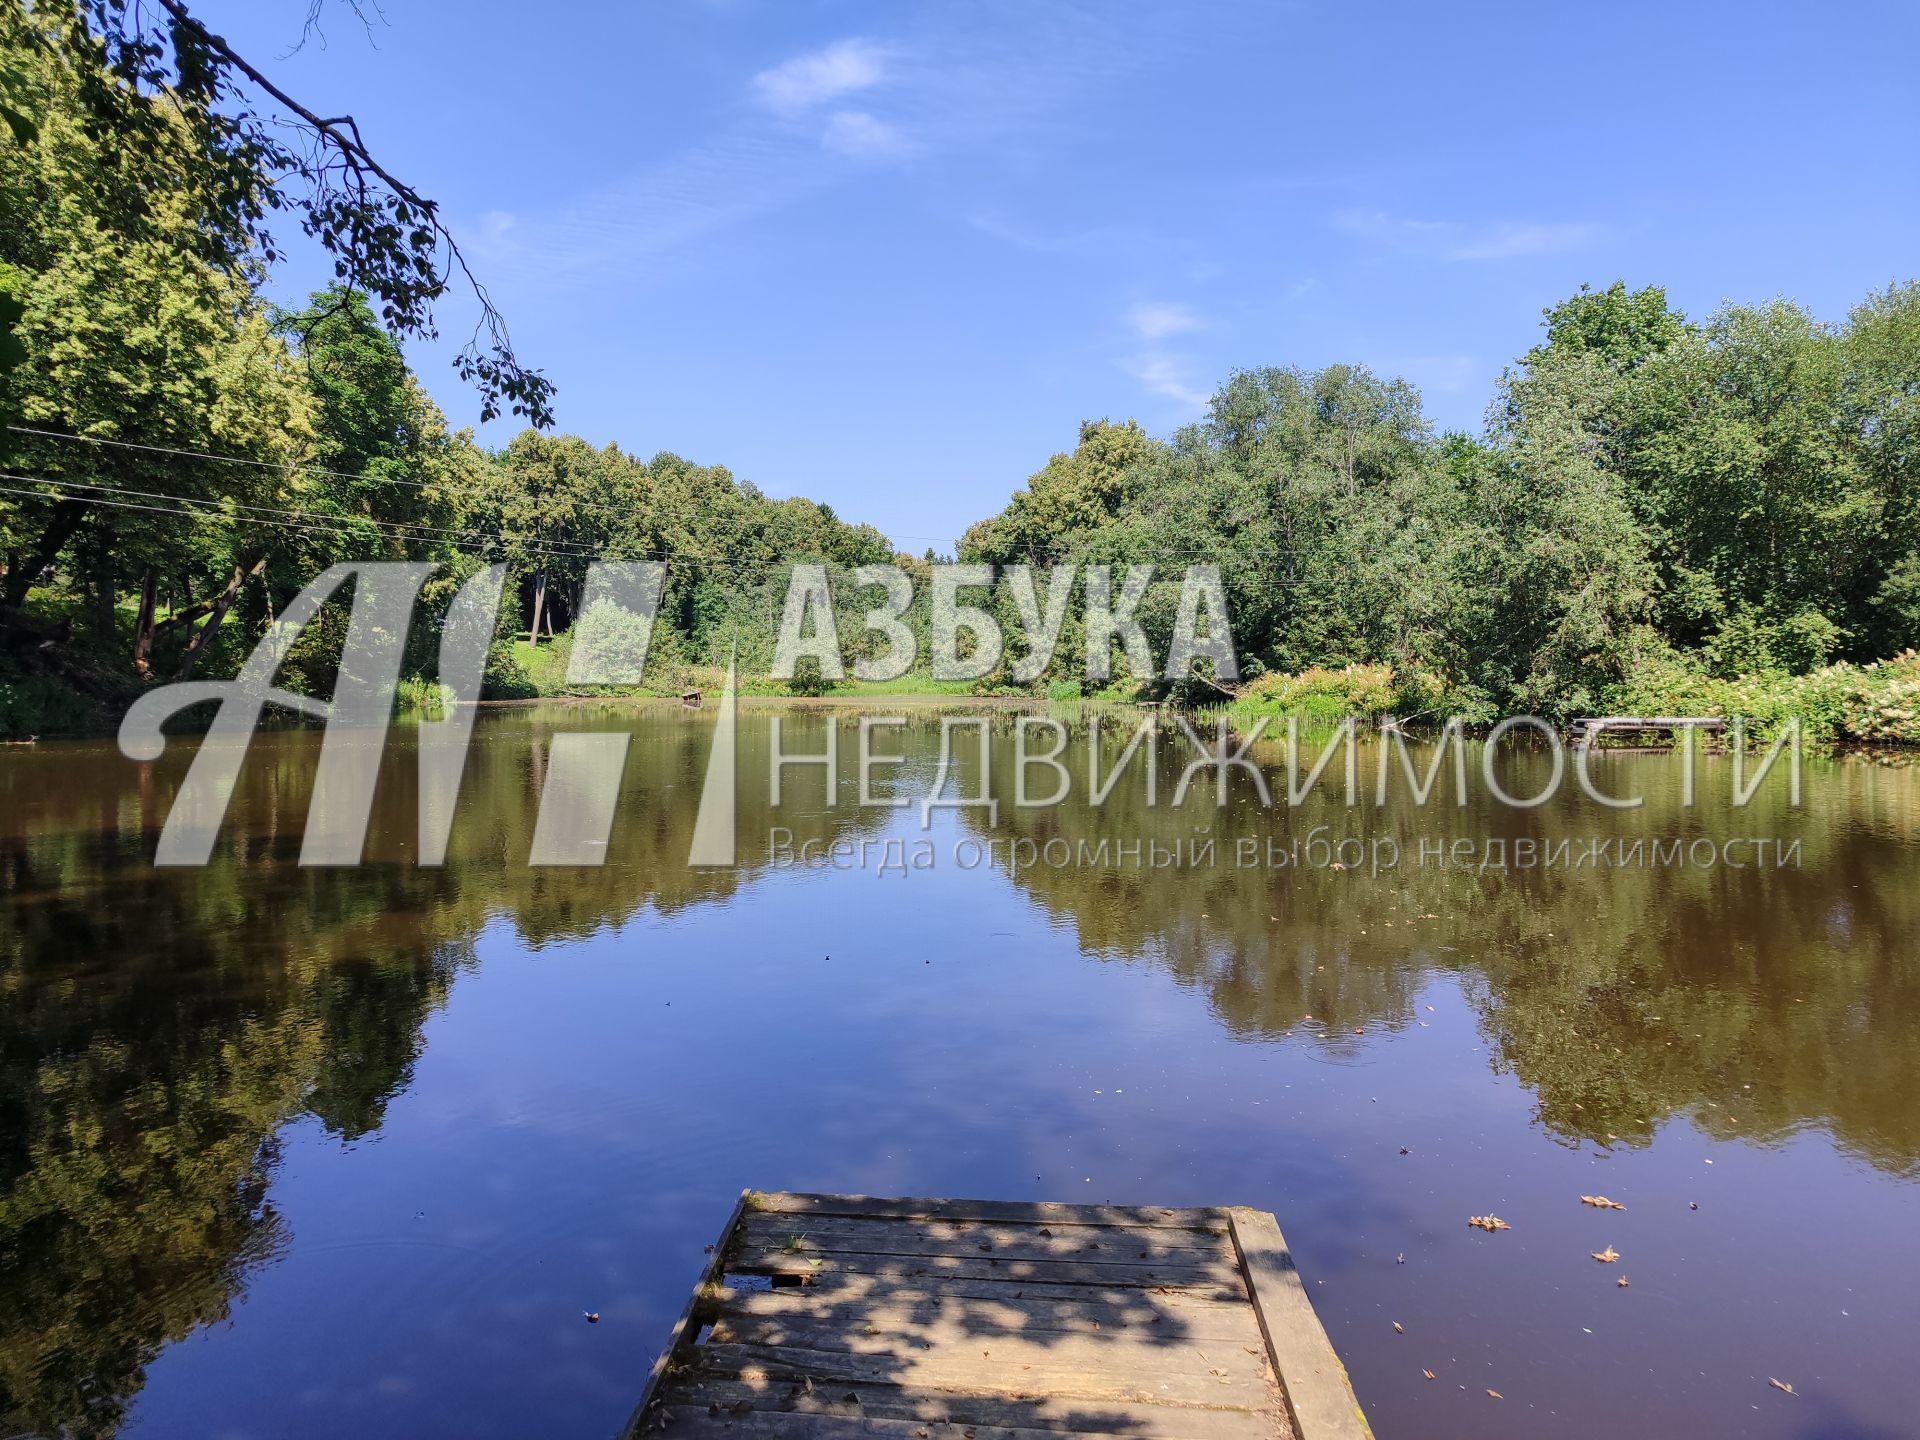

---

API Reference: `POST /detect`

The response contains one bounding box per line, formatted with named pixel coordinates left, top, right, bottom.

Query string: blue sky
left=198, top=0, right=1920, bottom=552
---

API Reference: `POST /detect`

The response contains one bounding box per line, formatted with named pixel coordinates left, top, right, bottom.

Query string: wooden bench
left=622, top=1190, right=1373, bottom=1439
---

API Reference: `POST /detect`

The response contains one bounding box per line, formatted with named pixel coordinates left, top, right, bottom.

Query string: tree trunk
left=528, top=565, right=547, bottom=644
left=0, top=500, right=88, bottom=623
left=175, top=558, right=264, bottom=680
left=133, top=568, right=158, bottom=674
left=90, top=549, right=115, bottom=645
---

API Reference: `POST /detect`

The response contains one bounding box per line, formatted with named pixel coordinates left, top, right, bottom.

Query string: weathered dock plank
left=747, top=1192, right=1233, bottom=1233
left=737, top=1212, right=1236, bottom=1263
left=718, top=1278, right=1269, bottom=1342
left=623, top=1192, right=1370, bottom=1440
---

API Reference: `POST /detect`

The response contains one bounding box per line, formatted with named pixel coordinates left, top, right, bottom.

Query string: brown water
left=1, top=704, right=1916, bottom=1439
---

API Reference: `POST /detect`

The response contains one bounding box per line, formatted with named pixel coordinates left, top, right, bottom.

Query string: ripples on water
left=0, top=704, right=1916, bottom=1439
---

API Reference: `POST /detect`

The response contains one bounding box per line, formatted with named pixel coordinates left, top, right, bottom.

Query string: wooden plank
left=691, top=1340, right=1277, bottom=1410
left=706, top=1315, right=1273, bottom=1387
left=742, top=1211, right=1234, bottom=1257
left=728, top=1246, right=1246, bottom=1294
left=750, top=1192, right=1230, bottom=1233
left=715, top=1279, right=1269, bottom=1343
left=617, top=1188, right=753, bottom=1440
left=651, top=1408, right=1145, bottom=1439
left=1225, top=1209, right=1371, bottom=1440
left=725, top=1269, right=1249, bottom=1308
left=738, top=1213, right=1236, bottom=1267
left=668, top=1378, right=1287, bottom=1439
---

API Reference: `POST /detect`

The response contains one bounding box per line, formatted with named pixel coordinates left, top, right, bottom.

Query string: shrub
left=1231, top=661, right=1484, bottom=725
left=567, top=599, right=657, bottom=690
left=479, top=639, right=537, bottom=699
left=784, top=658, right=837, bottom=697
left=1842, top=651, right=1920, bottom=745
left=1607, top=643, right=1911, bottom=746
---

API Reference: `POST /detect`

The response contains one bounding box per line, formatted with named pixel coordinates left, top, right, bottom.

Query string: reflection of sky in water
left=0, top=708, right=1916, bottom=1440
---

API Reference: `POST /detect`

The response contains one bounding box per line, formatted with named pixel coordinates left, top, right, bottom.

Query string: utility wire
left=1, top=471, right=604, bottom=557
left=0, top=474, right=921, bottom=575
left=6, top=424, right=969, bottom=549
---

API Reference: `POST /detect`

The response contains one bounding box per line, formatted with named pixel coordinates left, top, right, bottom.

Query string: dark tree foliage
left=62, top=0, right=551, bottom=426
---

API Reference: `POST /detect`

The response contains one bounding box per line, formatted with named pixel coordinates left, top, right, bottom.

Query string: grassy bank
left=1226, top=653, right=1920, bottom=748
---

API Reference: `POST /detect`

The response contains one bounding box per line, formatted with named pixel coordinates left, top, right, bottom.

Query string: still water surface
left=2, top=704, right=1917, bottom=1439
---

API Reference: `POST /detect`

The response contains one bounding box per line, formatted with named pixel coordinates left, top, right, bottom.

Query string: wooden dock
left=621, top=1191, right=1371, bottom=1440
left=1570, top=715, right=1727, bottom=748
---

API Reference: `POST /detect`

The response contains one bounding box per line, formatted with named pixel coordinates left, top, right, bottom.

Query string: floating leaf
left=1581, top=1195, right=1626, bottom=1210
left=1617, top=1276, right=1630, bottom=1287
left=1467, top=1215, right=1511, bottom=1232
left=1769, top=1378, right=1795, bottom=1395
left=1392, top=1322, right=1404, bottom=1334
left=1592, top=1246, right=1620, bottom=1263
left=1422, top=1369, right=1436, bottom=1381
left=1487, top=1388, right=1504, bottom=1399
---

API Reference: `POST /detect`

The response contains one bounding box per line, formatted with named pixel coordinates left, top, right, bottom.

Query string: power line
left=1, top=471, right=604, bottom=557
left=1, top=472, right=1319, bottom=574
left=0, top=473, right=917, bottom=575
left=5, top=424, right=970, bottom=549
left=0, top=476, right=567, bottom=560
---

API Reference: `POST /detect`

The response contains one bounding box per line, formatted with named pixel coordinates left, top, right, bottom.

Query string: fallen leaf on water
left=1487, top=1388, right=1504, bottom=1399
left=1422, top=1369, right=1436, bottom=1381
left=1581, top=1195, right=1626, bottom=1210
left=1392, top=1322, right=1404, bottom=1334
left=1769, top=1378, right=1795, bottom=1395
left=1468, top=1215, right=1511, bottom=1232
left=1592, top=1246, right=1620, bottom=1263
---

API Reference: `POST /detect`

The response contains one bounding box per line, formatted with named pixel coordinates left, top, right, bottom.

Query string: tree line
left=962, top=279, right=1920, bottom=720
left=4, top=1, right=1918, bottom=735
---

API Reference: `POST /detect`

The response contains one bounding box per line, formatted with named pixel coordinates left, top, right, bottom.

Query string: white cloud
left=1122, top=354, right=1211, bottom=412
left=467, top=8, right=1209, bottom=294
left=1446, top=221, right=1603, bottom=261
left=1127, top=301, right=1202, bottom=340
left=752, top=39, right=890, bottom=115
left=820, top=110, right=909, bottom=160
left=1334, top=209, right=1601, bottom=262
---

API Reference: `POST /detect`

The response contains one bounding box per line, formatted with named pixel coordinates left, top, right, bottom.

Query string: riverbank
left=1227, top=653, right=1920, bottom=750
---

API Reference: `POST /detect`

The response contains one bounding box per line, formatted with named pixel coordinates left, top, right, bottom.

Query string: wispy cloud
left=965, top=210, right=1170, bottom=262
left=1121, top=353, right=1211, bottom=412
left=1127, top=301, right=1202, bottom=340
left=468, top=8, right=1215, bottom=294
left=751, top=38, right=891, bottom=115
left=820, top=109, right=910, bottom=160
left=1334, top=208, right=1602, bottom=262
left=1446, top=221, right=1603, bottom=261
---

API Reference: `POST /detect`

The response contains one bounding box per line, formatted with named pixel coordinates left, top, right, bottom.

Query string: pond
left=1, top=703, right=1916, bottom=1439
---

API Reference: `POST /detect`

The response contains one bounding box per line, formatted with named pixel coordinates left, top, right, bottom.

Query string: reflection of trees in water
left=0, top=711, right=1914, bottom=1433
left=0, top=707, right=878, bottom=1437
left=964, top=727, right=1920, bottom=1175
